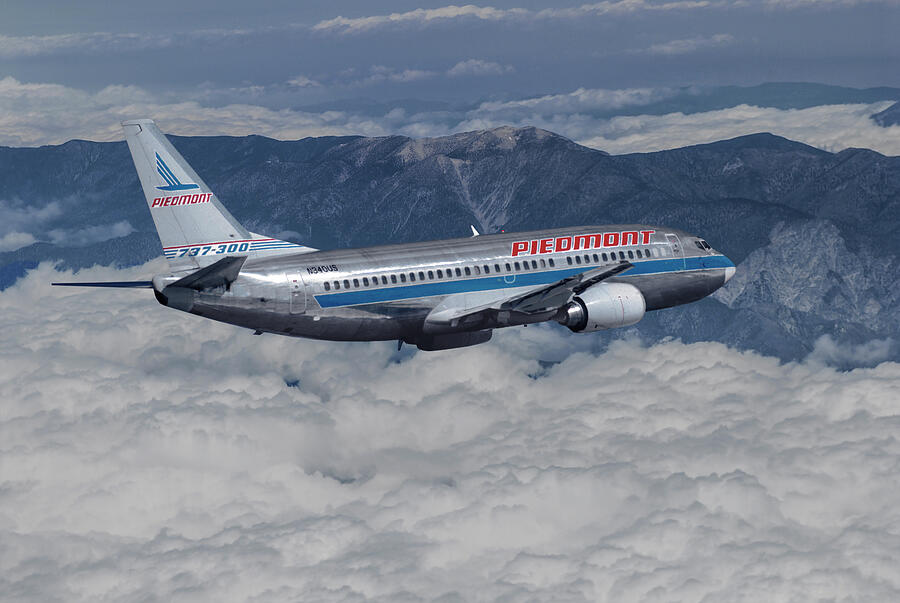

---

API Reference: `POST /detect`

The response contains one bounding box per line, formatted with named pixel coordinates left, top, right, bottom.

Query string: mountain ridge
left=1, top=127, right=896, bottom=362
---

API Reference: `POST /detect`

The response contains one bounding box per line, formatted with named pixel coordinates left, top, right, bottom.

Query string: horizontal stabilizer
left=51, top=281, right=153, bottom=288
left=169, top=256, right=246, bottom=290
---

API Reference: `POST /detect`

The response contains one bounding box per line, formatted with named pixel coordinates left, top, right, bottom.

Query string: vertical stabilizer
left=122, top=119, right=315, bottom=271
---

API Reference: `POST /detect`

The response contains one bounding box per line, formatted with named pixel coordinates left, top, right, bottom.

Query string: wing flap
left=505, top=261, right=633, bottom=313
left=424, top=261, right=634, bottom=330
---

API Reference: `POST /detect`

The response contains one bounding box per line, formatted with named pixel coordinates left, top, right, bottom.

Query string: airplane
left=53, top=119, right=736, bottom=351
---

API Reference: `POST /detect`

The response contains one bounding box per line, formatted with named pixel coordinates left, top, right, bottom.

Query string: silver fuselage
left=154, top=224, right=734, bottom=344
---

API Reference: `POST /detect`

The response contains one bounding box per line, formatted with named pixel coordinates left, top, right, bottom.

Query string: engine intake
left=559, top=282, right=645, bottom=332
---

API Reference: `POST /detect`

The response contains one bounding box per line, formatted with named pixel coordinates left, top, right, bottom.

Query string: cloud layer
left=2, top=76, right=900, bottom=157
left=311, top=1, right=892, bottom=34
left=2, top=262, right=900, bottom=600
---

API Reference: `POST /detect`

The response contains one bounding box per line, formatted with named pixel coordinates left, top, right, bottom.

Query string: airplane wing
left=425, top=261, right=633, bottom=330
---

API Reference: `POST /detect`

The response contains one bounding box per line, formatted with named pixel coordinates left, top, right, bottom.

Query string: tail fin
left=122, top=119, right=315, bottom=271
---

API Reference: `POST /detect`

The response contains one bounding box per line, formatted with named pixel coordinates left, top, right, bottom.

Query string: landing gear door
left=288, top=272, right=307, bottom=314
left=666, top=233, right=686, bottom=270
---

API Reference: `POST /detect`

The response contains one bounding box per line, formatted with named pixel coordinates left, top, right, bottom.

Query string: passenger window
left=363, top=277, right=369, bottom=286
left=531, top=260, right=537, bottom=269
left=474, top=266, right=481, bottom=275
left=645, top=248, right=651, bottom=257
left=334, top=281, right=340, bottom=290
left=628, top=250, right=634, bottom=259
left=602, top=253, right=608, bottom=262
left=428, top=270, right=434, bottom=279
left=619, top=251, right=625, bottom=260
left=343, top=279, right=350, bottom=289
left=514, top=261, right=521, bottom=270
left=436, top=269, right=443, bottom=278
left=575, top=256, right=582, bottom=265
left=484, top=265, right=490, bottom=274
left=390, top=274, right=397, bottom=284
left=409, top=273, right=416, bottom=282
left=540, top=259, right=546, bottom=268
left=495, top=264, right=501, bottom=272
left=548, top=258, right=555, bottom=267
left=464, top=267, right=471, bottom=276
left=567, top=256, right=573, bottom=265
left=324, top=281, right=331, bottom=291
left=419, top=271, right=425, bottom=280
left=353, top=278, right=359, bottom=287
left=583, top=255, right=590, bottom=263
left=592, top=254, right=599, bottom=262
left=455, top=268, right=462, bottom=277
left=400, top=274, right=407, bottom=283
left=521, top=262, right=528, bottom=271
left=505, top=263, right=511, bottom=272
left=382, top=276, right=388, bottom=284
left=636, top=250, right=642, bottom=258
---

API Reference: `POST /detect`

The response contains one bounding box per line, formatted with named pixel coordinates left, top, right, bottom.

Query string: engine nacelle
left=559, top=282, right=646, bottom=332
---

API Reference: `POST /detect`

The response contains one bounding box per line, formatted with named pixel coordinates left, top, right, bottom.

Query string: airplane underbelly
left=627, top=269, right=725, bottom=310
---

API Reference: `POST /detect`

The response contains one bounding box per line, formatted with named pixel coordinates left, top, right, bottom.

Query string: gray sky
left=2, top=1, right=900, bottom=150
left=2, top=1, right=899, bottom=104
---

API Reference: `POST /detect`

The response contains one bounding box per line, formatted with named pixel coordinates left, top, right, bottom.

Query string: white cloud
left=0, top=199, right=64, bottom=231
left=446, top=58, right=515, bottom=77
left=0, top=26, right=265, bottom=59
left=363, top=65, right=438, bottom=84
left=0, top=231, right=37, bottom=252
left=0, top=31, right=169, bottom=59
left=2, top=261, right=900, bottom=599
left=313, top=5, right=531, bottom=34
left=639, top=33, right=735, bottom=55
left=47, top=220, right=134, bottom=247
left=311, top=0, right=893, bottom=34
left=472, top=86, right=679, bottom=115
left=808, top=334, right=895, bottom=367
left=286, top=75, right=321, bottom=88
left=572, top=101, right=900, bottom=154
left=312, top=2, right=732, bottom=34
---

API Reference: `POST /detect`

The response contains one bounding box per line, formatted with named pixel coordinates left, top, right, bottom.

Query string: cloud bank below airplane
left=3, top=261, right=899, bottom=600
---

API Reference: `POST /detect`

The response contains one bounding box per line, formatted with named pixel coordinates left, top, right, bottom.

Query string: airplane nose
left=723, top=258, right=735, bottom=282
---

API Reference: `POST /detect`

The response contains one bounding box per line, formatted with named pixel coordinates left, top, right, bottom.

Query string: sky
left=1, top=0, right=900, bottom=151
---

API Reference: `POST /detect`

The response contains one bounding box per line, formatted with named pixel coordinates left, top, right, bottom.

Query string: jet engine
left=558, top=282, right=646, bottom=332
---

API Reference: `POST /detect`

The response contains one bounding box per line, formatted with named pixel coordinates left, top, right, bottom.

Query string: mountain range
left=2, top=126, right=897, bottom=363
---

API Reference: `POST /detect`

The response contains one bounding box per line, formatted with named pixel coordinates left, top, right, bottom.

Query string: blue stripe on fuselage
left=313, top=255, right=733, bottom=309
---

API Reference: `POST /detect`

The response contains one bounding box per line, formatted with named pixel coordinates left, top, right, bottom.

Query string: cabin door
left=288, top=272, right=307, bottom=314
left=665, top=233, right=686, bottom=270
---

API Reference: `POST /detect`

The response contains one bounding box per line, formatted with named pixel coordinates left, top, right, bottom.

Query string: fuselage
left=158, top=224, right=735, bottom=345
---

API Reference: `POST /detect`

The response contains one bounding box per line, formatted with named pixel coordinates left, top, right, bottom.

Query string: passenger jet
left=54, top=120, right=736, bottom=351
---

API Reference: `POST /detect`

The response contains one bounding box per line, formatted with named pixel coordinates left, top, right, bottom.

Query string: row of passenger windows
left=323, top=247, right=659, bottom=291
